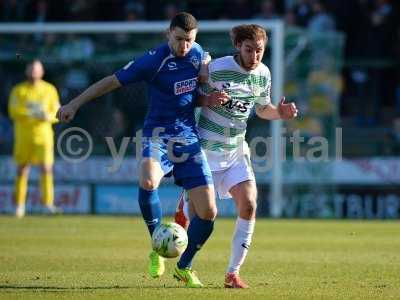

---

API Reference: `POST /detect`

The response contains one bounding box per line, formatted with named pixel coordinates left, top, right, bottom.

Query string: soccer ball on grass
left=152, top=222, right=188, bottom=258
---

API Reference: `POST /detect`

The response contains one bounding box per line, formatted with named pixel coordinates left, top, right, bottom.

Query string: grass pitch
left=0, top=216, right=399, bottom=299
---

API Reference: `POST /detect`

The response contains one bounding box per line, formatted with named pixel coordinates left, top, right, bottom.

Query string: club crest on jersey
left=190, top=56, right=200, bottom=69
left=168, top=61, right=178, bottom=70
left=174, top=78, right=197, bottom=95
left=252, top=85, right=262, bottom=97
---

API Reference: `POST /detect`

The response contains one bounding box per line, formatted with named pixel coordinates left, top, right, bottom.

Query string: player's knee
left=246, top=199, right=257, bottom=215
left=198, top=205, right=217, bottom=220
left=205, top=208, right=217, bottom=220
left=139, top=178, right=159, bottom=191
left=40, top=165, right=52, bottom=174
left=17, top=165, right=29, bottom=176
left=209, top=206, right=218, bottom=220
left=240, top=197, right=257, bottom=219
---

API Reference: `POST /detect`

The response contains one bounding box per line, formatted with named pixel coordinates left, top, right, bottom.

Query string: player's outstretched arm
left=256, top=97, right=298, bottom=120
left=57, top=75, right=121, bottom=123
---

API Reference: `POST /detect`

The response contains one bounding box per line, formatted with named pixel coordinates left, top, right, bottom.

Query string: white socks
left=183, top=197, right=256, bottom=274
left=227, top=217, right=255, bottom=274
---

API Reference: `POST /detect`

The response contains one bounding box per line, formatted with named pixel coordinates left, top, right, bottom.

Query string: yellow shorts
left=13, top=135, right=54, bottom=166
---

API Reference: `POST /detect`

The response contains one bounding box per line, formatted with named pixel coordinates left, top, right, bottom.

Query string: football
left=151, top=222, right=188, bottom=258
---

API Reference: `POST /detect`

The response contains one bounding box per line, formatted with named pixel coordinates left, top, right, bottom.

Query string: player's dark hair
left=169, top=12, right=198, bottom=32
left=231, top=24, right=268, bottom=46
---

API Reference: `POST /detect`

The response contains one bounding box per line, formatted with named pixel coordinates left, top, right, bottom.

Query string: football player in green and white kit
left=175, top=24, right=298, bottom=288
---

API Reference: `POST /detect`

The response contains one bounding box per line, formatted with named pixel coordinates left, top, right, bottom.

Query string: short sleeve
left=202, top=51, right=211, bottom=63
left=191, top=42, right=205, bottom=61
left=255, top=67, right=271, bottom=106
left=50, top=85, right=60, bottom=103
left=8, top=85, right=28, bottom=121
left=48, top=85, right=60, bottom=123
left=114, top=51, right=158, bottom=86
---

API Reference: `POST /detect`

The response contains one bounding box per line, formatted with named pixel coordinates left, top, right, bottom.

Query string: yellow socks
left=15, top=173, right=28, bottom=207
left=40, top=173, right=54, bottom=206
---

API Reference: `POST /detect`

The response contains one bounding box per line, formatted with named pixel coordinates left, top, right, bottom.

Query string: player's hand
left=207, top=90, right=230, bottom=107
left=56, top=103, right=78, bottom=123
left=278, top=97, right=298, bottom=120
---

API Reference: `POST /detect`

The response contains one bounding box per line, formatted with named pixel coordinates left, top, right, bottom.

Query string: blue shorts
left=141, top=138, right=213, bottom=190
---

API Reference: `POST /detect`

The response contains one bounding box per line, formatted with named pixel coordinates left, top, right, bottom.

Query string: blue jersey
left=115, top=42, right=205, bottom=143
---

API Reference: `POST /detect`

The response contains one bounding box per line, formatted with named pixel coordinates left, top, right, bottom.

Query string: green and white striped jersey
left=198, top=55, right=271, bottom=171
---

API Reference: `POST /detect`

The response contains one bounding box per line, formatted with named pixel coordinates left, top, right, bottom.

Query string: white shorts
left=180, top=153, right=255, bottom=219
left=212, top=154, right=255, bottom=199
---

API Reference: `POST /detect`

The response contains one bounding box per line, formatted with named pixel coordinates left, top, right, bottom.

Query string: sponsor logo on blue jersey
left=174, top=77, right=197, bottom=95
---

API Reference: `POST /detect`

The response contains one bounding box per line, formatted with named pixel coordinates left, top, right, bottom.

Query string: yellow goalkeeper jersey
left=8, top=80, right=60, bottom=164
left=9, top=79, right=59, bottom=139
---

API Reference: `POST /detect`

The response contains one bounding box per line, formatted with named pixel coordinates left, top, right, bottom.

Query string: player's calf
left=187, top=184, right=217, bottom=220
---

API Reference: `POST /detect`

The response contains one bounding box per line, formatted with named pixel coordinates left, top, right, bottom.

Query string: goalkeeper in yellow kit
left=8, top=60, right=61, bottom=218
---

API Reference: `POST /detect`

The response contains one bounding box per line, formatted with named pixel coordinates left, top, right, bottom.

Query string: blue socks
left=139, top=186, right=215, bottom=269
left=177, top=215, right=214, bottom=269
left=138, top=187, right=162, bottom=237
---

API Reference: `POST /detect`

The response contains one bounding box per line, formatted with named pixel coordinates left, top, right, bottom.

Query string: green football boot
left=148, top=250, right=165, bottom=278
left=173, top=266, right=204, bottom=288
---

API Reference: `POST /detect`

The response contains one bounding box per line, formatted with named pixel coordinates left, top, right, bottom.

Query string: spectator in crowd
left=32, top=0, right=49, bottom=23
left=125, top=0, right=145, bottom=21
left=64, top=0, right=95, bottom=21
left=1, top=0, right=28, bottom=22
left=253, top=0, right=279, bottom=20
left=59, top=34, right=95, bottom=61
left=31, top=0, right=50, bottom=43
left=163, top=3, right=181, bottom=20
left=353, top=0, right=397, bottom=125
left=307, top=0, right=336, bottom=32
left=292, top=0, right=313, bottom=27
left=284, top=8, right=297, bottom=26
left=39, top=33, right=60, bottom=58
left=225, top=0, right=253, bottom=20
left=367, top=0, right=395, bottom=59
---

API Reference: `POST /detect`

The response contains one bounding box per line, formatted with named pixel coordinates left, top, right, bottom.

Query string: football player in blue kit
left=57, top=12, right=230, bottom=287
